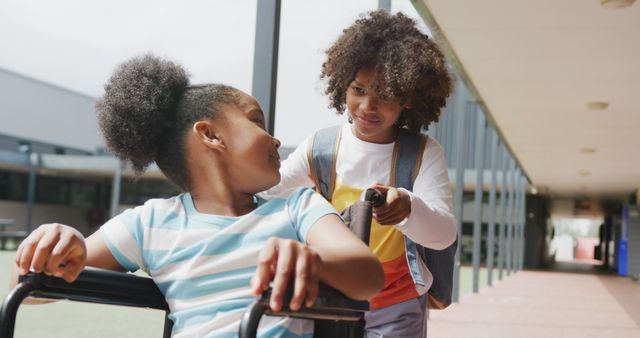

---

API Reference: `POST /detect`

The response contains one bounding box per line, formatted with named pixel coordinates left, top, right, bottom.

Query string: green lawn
left=1, top=250, right=497, bottom=337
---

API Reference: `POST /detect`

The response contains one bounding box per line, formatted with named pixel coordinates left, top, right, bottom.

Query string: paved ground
left=429, top=266, right=640, bottom=338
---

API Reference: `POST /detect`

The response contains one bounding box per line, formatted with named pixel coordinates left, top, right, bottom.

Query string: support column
left=506, top=158, right=515, bottom=276
left=444, top=105, right=455, bottom=165
left=452, top=83, right=468, bottom=302
left=252, top=0, right=281, bottom=135
left=110, top=160, right=123, bottom=218
left=486, top=128, right=499, bottom=286
left=497, top=144, right=508, bottom=280
left=25, top=153, right=40, bottom=233
left=512, top=168, right=522, bottom=273
left=472, top=110, right=486, bottom=293
left=519, top=174, right=528, bottom=270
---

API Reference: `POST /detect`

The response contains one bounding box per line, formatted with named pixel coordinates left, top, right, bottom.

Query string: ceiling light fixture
left=581, top=147, right=596, bottom=154
left=600, top=0, right=636, bottom=8
left=587, top=101, right=609, bottom=110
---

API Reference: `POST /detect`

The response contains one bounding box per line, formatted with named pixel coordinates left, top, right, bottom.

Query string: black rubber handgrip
left=364, top=188, right=385, bottom=208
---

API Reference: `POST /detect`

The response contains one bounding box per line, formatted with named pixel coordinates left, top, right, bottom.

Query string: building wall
left=0, top=200, right=94, bottom=236
left=0, top=68, right=103, bottom=153
left=0, top=171, right=179, bottom=237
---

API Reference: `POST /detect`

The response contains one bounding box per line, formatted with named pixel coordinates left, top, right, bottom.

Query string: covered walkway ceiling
left=416, top=0, right=640, bottom=197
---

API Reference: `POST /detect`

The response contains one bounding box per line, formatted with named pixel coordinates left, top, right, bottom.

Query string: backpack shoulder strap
left=307, top=125, right=342, bottom=201
left=394, top=130, right=457, bottom=309
left=391, top=129, right=428, bottom=190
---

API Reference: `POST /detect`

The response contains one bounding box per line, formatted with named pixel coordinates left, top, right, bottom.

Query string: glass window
left=120, top=178, right=180, bottom=206
left=0, top=170, right=28, bottom=201
left=36, top=176, right=70, bottom=205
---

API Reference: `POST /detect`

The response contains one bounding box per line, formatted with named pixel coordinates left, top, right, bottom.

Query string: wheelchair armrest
left=239, top=283, right=368, bottom=338
left=16, top=267, right=168, bottom=310
left=1, top=267, right=170, bottom=338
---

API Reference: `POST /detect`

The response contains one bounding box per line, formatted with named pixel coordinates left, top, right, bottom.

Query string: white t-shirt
left=268, top=124, right=456, bottom=308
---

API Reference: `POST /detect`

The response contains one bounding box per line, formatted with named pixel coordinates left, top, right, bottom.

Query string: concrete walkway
left=428, top=269, right=640, bottom=338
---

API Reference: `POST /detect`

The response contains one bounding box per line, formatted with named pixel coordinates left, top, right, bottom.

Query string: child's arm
left=373, top=139, right=457, bottom=250
left=13, top=223, right=87, bottom=288
left=10, top=223, right=124, bottom=292
left=85, top=231, right=128, bottom=271
left=251, top=214, right=383, bottom=312
left=370, top=183, right=412, bottom=225
left=307, top=213, right=384, bottom=298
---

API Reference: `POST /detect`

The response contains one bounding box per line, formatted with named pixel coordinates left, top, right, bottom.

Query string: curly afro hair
left=96, top=54, right=239, bottom=190
left=321, top=10, right=453, bottom=133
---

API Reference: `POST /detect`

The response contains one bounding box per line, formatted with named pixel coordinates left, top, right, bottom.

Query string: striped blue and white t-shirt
left=100, top=187, right=337, bottom=338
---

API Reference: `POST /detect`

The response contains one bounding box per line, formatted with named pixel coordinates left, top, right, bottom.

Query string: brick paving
left=428, top=269, right=640, bottom=338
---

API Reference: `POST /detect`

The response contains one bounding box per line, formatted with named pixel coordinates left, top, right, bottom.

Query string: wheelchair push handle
left=363, top=188, right=385, bottom=208
left=343, top=188, right=384, bottom=248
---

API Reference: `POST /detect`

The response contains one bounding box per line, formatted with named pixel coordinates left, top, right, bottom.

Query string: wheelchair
left=0, top=189, right=384, bottom=338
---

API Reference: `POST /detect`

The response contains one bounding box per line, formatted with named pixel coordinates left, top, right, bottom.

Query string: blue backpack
left=307, top=125, right=456, bottom=309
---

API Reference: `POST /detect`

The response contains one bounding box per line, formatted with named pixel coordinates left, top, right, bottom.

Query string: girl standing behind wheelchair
left=11, top=54, right=383, bottom=338
left=267, top=10, right=457, bottom=337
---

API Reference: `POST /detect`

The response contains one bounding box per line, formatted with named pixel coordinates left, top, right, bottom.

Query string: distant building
left=0, top=68, right=177, bottom=236
left=0, top=67, right=102, bottom=154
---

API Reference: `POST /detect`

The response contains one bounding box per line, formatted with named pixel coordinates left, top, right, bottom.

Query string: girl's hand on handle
left=251, top=237, right=321, bottom=312
left=371, top=183, right=412, bottom=226
left=15, top=223, right=87, bottom=283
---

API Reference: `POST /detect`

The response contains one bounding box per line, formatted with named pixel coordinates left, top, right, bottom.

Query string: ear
left=193, top=121, right=225, bottom=150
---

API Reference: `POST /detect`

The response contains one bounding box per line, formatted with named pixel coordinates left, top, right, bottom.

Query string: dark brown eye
left=252, top=117, right=266, bottom=128
left=351, top=86, right=365, bottom=95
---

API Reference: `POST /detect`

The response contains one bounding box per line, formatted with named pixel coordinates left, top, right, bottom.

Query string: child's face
left=217, top=92, right=281, bottom=193
left=346, top=67, right=405, bottom=144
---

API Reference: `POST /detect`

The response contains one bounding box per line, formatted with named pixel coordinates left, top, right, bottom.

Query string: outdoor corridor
left=429, top=268, right=640, bottom=338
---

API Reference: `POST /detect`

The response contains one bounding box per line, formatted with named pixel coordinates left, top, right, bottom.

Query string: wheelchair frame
left=0, top=268, right=367, bottom=338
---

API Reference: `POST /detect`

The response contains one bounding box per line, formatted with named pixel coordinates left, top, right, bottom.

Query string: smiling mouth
left=355, top=115, right=381, bottom=125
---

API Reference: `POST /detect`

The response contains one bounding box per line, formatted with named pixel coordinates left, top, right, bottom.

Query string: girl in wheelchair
left=11, top=54, right=383, bottom=338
